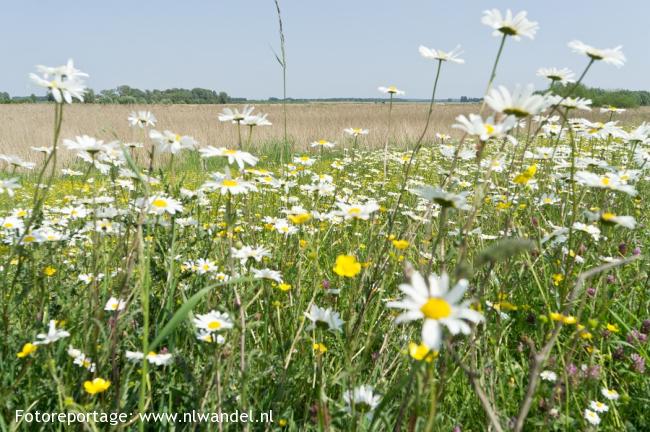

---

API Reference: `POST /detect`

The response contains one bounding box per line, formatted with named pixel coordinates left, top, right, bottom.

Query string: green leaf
left=148, top=276, right=253, bottom=351
left=474, top=238, right=535, bottom=267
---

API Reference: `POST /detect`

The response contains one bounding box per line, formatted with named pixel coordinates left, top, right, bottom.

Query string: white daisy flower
left=336, top=201, right=380, bottom=220
left=218, top=105, right=255, bottom=123
left=378, top=86, right=405, bottom=95
left=589, top=401, right=609, bottom=413
left=540, top=370, right=557, bottom=382
left=201, top=173, right=257, bottom=195
left=144, top=195, right=184, bottom=215
left=453, top=114, right=516, bottom=141
left=34, top=320, right=70, bottom=345
left=537, top=67, right=575, bottom=83
left=568, top=40, right=626, bottom=67
left=485, top=84, right=549, bottom=118
left=311, top=139, right=336, bottom=149
left=387, top=271, right=484, bottom=350
left=583, top=409, right=601, bottom=426
left=199, top=147, right=258, bottom=169
left=128, top=111, right=157, bottom=128
left=149, top=130, right=197, bottom=154
left=193, top=310, right=234, bottom=333
left=104, top=297, right=126, bottom=312
left=251, top=268, right=283, bottom=283
left=601, top=388, right=620, bottom=401
left=305, top=304, right=344, bottom=333
left=343, top=385, right=381, bottom=414
left=343, top=128, right=369, bottom=137
left=481, top=9, right=539, bottom=40
left=418, top=45, right=465, bottom=64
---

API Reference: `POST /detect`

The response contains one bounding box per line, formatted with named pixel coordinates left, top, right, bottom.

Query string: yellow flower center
left=420, top=298, right=452, bottom=320
left=152, top=199, right=168, bottom=208
left=484, top=124, right=495, bottom=135
left=224, top=149, right=237, bottom=155
left=223, top=179, right=238, bottom=187
left=600, top=177, right=611, bottom=186
left=601, top=212, right=616, bottom=221
left=207, top=321, right=222, bottom=330
left=348, top=207, right=361, bottom=215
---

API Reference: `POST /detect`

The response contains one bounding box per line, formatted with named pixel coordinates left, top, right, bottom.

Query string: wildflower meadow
left=1, top=6, right=650, bottom=432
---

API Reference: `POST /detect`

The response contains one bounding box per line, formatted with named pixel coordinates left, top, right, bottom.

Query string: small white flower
left=193, top=310, right=234, bottom=333
left=104, top=297, right=126, bottom=312
left=378, top=85, right=405, bottom=95
left=453, top=114, right=516, bottom=141
left=199, top=147, right=258, bottom=169
left=589, top=401, right=609, bottom=413
left=252, top=268, right=283, bottom=283
left=343, top=385, right=381, bottom=414
left=419, top=45, right=465, bottom=64
left=344, top=128, right=369, bottom=137
left=583, top=409, right=601, bottom=426
left=540, top=370, right=557, bottom=382
left=537, top=67, right=575, bottom=84
left=601, top=388, right=620, bottom=401
left=149, top=130, right=197, bottom=154
left=34, top=320, right=70, bottom=345
left=128, top=111, right=157, bottom=128
left=305, top=304, right=344, bottom=333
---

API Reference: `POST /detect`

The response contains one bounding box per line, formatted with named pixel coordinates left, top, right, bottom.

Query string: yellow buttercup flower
left=278, top=283, right=292, bottom=292
left=17, top=343, right=37, bottom=358
left=83, top=378, right=111, bottom=395
left=513, top=164, right=537, bottom=184
left=43, top=266, right=57, bottom=277
left=562, top=315, right=577, bottom=325
left=408, top=342, right=437, bottom=362
left=391, top=239, right=409, bottom=250
left=288, top=213, right=311, bottom=225
left=333, top=255, right=361, bottom=277
left=312, top=343, right=327, bottom=353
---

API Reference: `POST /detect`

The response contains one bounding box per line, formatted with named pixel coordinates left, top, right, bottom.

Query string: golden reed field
left=2, top=103, right=649, bottom=162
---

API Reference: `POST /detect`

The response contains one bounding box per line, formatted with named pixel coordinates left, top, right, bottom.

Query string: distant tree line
left=1, top=84, right=648, bottom=107
left=549, top=83, right=650, bottom=108
left=0, top=86, right=243, bottom=105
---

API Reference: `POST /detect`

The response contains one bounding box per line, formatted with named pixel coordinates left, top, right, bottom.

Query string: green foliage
left=551, top=83, right=650, bottom=108
left=0, top=86, right=234, bottom=104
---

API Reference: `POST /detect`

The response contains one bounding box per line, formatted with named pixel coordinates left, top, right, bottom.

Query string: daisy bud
left=618, top=242, right=627, bottom=255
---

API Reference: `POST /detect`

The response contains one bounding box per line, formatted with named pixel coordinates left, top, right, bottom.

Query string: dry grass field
left=1, top=103, right=648, bottom=162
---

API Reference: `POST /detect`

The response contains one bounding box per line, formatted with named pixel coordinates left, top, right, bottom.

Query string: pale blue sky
left=2, top=1, right=648, bottom=99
